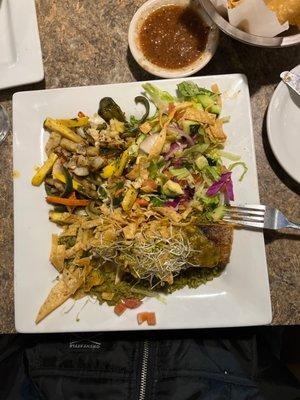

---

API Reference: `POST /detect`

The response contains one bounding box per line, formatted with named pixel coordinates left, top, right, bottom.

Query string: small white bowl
left=128, top=0, right=219, bottom=78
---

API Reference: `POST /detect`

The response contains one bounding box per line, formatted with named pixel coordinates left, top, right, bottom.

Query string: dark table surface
left=0, top=0, right=299, bottom=333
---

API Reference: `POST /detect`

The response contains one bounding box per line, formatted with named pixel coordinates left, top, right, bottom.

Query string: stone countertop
left=0, top=0, right=299, bottom=333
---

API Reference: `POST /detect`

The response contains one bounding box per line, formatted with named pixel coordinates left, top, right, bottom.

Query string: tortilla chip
left=84, top=270, right=104, bottom=292
left=153, top=207, right=182, bottom=223
left=123, top=223, right=137, bottom=240
left=148, top=126, right=167, bottom=158
left=72, top=288, right=87, bottom=300
left=102, top=228, right=117, bottom=243
left=111, top=209, right=127, bottom=225
left=74, top=257, right=91, bottom=268
left=126, top=164, right=141, bottom=180
left=82, top=219, right=103, bottom=229
left=206, top=120, right=226, bottom=142
left=65, top=242, right=83, bottom=259
left=60, top=223, right=79, bottom=237
left=266, top=0, right=300, bottom=26
left=49, top=234, right=65, bottom=272
left=35, top=267, right=84, bottom=324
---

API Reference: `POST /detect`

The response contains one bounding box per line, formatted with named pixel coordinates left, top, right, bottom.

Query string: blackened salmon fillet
left=199, top=224, right=234, bottom=266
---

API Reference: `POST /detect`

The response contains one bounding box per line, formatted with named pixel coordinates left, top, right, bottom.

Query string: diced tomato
left=135, top=198, right=149, bottom=207
left=78, top=111, right=86, bottom=117
left=123, top=298, right=143, bottom=309
left=147, top=312, right=156, bottom=326
left=114, top=303, right=127, bottom=316
left=137, top=312, right=148, bottom=325
left=137, top=312, right=157, bottom=326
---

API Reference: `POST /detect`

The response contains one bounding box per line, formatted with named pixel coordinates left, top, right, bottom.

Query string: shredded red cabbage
left=165, top=142, right=182, bottom=160
left=165, top=198, right=181, bottom=208
left=164, top=187, right=194, bottom=208
left=168, top=123, right=194, bottom=146
left=172, top=158, right=183, bottom=168
left=206, top=172, right=234, bottom=202
left=182, top=187, right=195, bottom=201
left=179, top=131, right=194, bottom=146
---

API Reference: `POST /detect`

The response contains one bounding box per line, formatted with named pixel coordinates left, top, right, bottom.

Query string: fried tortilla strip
left=49, top=234, right=65, bottom=272
left=148, top=126, right=167, bottom=158
left=181, top=108, right=216, bottom=125
left=72, top=288, right=87, bottom=300
left=81, top=219, right=103, bottom=229
left=74, top=257, right=91, bottom=268
left=84, top=270, right=104, bottom=292
left=123, top=223, right=137, bottom=240
left=36, top=267, right=85, bottom=324
left=153, top=207, right=182, bottom=223
left=206, top=120, right=227, bottom=142
left=60, top=223, right=79, bottom=237
left=65, top=242, right=84, bottom=259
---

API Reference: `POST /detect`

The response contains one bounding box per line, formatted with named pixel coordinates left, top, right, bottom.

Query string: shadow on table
left=126, top=47, right=156, bottom=82
left=0, top=79, right=46, bottom=103
left=264, top=230, right=300, bottom=245
left=261, top=110, right=300, bottom=196
left=198, top=33, right=300, bottom=96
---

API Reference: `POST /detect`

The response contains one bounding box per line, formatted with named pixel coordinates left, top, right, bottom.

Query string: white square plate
left=0, top=0, right=44, bottom=90
left=13, top=74, right=272, bottom=333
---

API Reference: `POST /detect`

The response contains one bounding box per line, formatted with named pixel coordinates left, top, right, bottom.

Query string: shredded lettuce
left=195, top=185, right=220, bottom=208
left=207, top=205, right=226, bottom=221
left=204, top=165, right=221, bottom=181
left=228, top=162, right=248, bottom=181
left=142, top=83, right=174, bottom=110
left=150, top=196, right=165, bottom=206
left=177, top=82, right=222, bottom=114
left=149, top=158, right=165, bottom=179
left=219, top=150, right=241, bottom=161
left=177, top=81, right=214, bottom=98
left=181, top=143, right=209, bottom=157
left=169, top=167, right=190, bottom=179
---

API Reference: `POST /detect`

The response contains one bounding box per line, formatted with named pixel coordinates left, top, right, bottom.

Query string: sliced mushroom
left=76, top=155, right=89, bottom=167
left=45, top=132, right=61, bottom=156
left=89, top=156, right=105, bottom=171
left=87, top=146, right=99, bottom=156
left=73, top=167, right=89, bottom=176
left=60, top=138, right=78, bottom=153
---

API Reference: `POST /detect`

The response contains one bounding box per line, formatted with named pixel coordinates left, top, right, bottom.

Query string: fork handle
left=287, top=221, right=300, bottom=230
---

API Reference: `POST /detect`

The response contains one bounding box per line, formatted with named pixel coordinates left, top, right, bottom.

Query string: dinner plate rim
left=266, top=64, right=300, bottom=184
left=0, top=0, right=44, bottom=90
left=13, top=73, right=272, bottom=333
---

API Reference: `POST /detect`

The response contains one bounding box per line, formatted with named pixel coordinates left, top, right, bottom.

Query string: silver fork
left=223, top=204, right=300, bottom=231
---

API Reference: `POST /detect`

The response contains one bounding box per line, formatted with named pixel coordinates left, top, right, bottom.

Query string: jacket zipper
left=138, top=340, right=149, bottom=400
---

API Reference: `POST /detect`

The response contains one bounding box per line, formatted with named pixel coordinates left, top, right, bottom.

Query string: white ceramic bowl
left=128, top=0, right=219, bottom=78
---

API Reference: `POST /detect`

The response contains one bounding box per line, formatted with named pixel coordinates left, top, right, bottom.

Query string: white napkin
left=227, top=0, right=289, bottom=37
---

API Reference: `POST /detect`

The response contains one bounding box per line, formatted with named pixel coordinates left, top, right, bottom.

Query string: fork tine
left=225, top=208, right=264, bottom=217
left=228, top=204, right=266, bottom=211
left=223, top=214, right=264, bottom=222
left=222, top=218, right=264, bottom=229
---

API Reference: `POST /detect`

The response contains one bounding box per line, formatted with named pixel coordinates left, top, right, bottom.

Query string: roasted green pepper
left=98, top=97, right=126, bottom=123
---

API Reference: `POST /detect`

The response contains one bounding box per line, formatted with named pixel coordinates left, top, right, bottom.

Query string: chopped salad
left=31, top=81, right=246, bottom=324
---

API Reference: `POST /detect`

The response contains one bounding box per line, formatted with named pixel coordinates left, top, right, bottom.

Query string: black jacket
left=0, top=328, right=299, bottom=400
